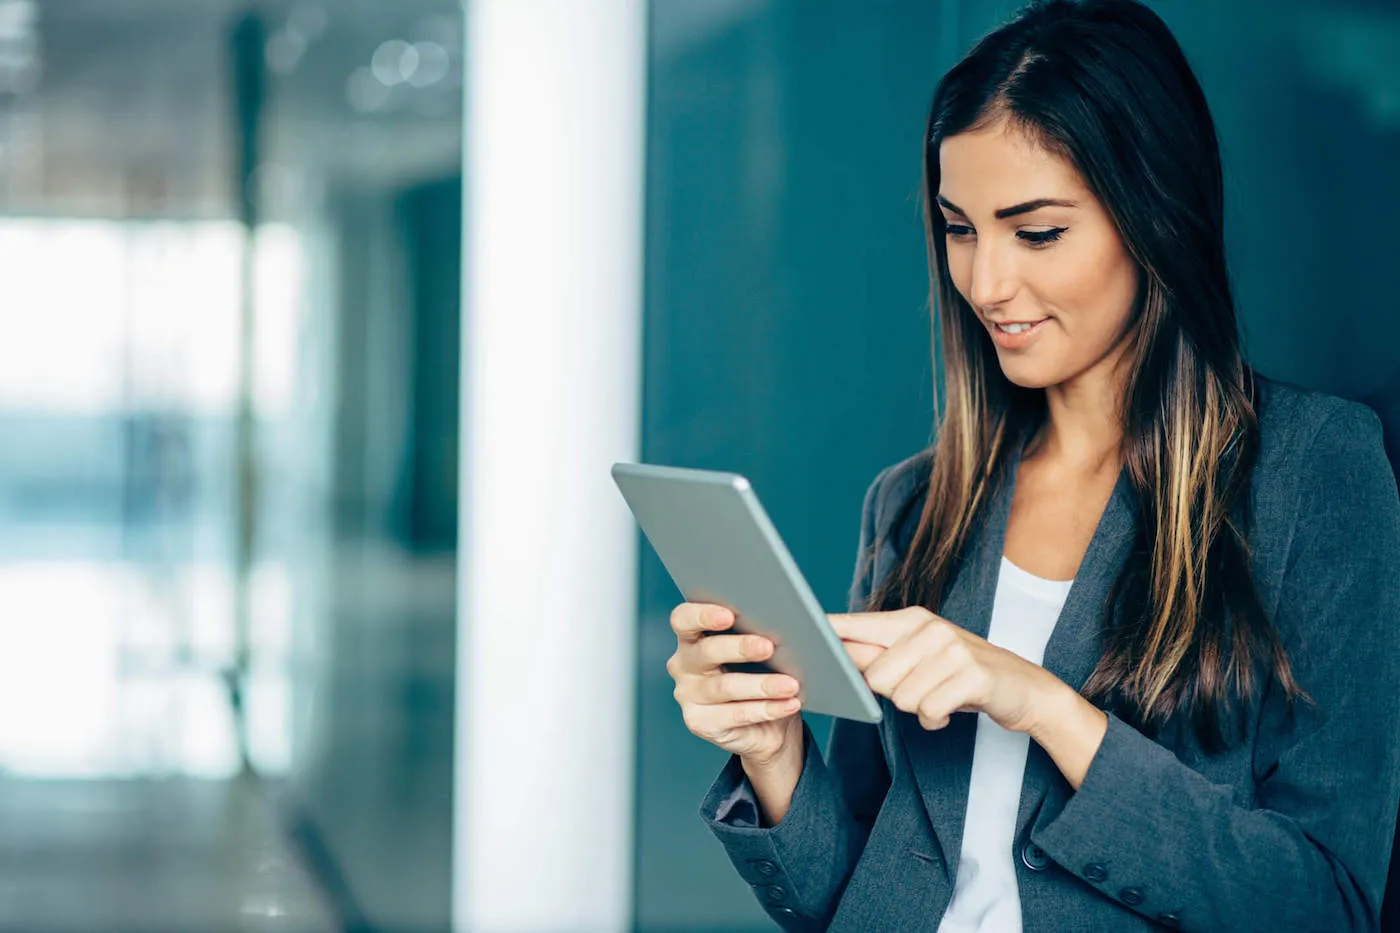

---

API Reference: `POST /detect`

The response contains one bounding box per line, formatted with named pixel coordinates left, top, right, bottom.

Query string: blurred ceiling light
left=264, top=29, right=306, bottom=75
left=346, top=65, right=390, bottom=113
left=238, top=898, right=289, bottom=920
left=371, top=38, right=418, bottom=87
left=0, top=0, right=35, bottom=42
left=0, top=0, right=37, bottom=95
left=407, top=41, right=449, bottom=88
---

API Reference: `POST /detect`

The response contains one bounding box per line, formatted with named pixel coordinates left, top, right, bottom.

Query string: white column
left=455, top=1, right=647, bottom=931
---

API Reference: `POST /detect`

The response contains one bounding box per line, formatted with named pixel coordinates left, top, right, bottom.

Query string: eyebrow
left=936, top=195, right=1079, bottom=220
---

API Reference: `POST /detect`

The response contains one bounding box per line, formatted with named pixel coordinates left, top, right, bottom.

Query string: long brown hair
left=869, top=0, right=1305, bottom=750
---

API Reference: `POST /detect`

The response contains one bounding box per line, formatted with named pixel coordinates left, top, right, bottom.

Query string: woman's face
left=937, top=118, right=1139, bottom=392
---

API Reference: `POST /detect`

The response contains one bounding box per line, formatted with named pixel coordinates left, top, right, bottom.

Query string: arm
left=1028, top=403, right=1400, bottom=932
left=699, top=465, right=896, bottom=930
left=1027, top=673, right=1108, bottom=791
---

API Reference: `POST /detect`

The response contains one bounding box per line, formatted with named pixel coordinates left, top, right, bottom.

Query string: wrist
left=740, top=721, right=805, bottom=775
left=740, top=724, right=805, bottom=827
left=1026, top=670, right=1079, bottom=742
left=1028, top=673, right=1108, bottom=791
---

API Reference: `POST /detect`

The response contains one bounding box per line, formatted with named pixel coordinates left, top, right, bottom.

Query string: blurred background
left=0, top=0, right=1395, bottom=931
left=0, top=0, right=459, bottom=930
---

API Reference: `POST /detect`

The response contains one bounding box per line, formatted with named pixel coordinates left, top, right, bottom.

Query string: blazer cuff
left=711, top=768, right=761, bottom=827
left=698, top=719, right=855, bottom=930
left=1029, top=711, right=1194, bottom=925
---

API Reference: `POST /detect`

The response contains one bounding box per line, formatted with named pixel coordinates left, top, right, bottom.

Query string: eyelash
left=943, top=224, right=1067, bottom=248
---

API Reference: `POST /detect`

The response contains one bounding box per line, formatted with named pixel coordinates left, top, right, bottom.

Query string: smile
left=988, top=318, right=1050, bottom=349
left=993, top=320, right=1046, bottom=334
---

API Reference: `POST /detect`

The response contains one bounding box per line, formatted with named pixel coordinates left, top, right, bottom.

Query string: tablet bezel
left=612, top=461, right=882, bottom=724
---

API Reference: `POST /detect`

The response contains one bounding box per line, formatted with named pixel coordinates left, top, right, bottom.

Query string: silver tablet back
left=612, top=462, right=881, bottom=723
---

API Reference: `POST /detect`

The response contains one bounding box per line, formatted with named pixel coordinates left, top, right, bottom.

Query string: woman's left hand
left=832, top=607, right=1056, bottom=735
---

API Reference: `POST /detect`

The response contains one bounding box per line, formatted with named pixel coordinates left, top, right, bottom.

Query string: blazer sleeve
left=1029, top=401, right=1400, bottom=932
left=697, top=465, right=896, bottom=931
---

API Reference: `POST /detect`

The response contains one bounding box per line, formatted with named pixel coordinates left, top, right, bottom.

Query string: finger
left=685, top=698, right=801, bottom=738
left=701, top=672, right=800, bottom=704
left=915, top=674, right=976, bottom=731
left=689, top=632, right=773, bottom=670
left=727, top=698, right=802, bottom=729
left=888, top=657, right=956, bottom=716
left=864, top=623, right=953, bottom=697
left=864, top=640, right=934, bottom=698
left=918, top=710, right=952, bottom=731
left=842, top=640, right=883, bottom=672
left=829, top=607, right=929, bottom=648
left=670, top=603, right=735, bottom=642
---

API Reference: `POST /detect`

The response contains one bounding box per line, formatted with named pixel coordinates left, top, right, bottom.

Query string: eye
left=1018, top=227, right=1067, bottom=248
left=944, top=223, right=974, bottom=240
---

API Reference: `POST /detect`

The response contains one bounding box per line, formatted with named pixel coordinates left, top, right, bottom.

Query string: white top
left=936, top=556, right=1074, bottom=933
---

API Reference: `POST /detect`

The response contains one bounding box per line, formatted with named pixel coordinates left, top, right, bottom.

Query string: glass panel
left=0, top=1, right=462, bottom=929
left=256, top=2, right=463, bottom=930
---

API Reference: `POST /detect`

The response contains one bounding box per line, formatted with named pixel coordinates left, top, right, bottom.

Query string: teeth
left=997, top=322, right=1037, bottom=334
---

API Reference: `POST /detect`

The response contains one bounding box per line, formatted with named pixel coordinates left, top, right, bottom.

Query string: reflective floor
left=0, top=775, right=334, bottom=933
left=0, top=560, right=335, bottom=932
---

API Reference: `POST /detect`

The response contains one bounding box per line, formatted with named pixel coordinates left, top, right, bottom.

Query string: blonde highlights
left=868, top=132, right=1303, bottom=752
left=871, top=0, right=1310, bottom=748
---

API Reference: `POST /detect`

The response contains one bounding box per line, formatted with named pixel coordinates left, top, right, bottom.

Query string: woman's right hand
left=667, top=602, right=805, bottom=768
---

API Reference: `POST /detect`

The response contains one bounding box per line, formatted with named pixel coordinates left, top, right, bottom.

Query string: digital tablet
left=612, top=462, right=882, bottom=723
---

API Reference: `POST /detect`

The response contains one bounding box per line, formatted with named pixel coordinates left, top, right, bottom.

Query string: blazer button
left=754, top=860, right=778, bottom=877
left=1155, top=912, right=1181, bottom=928
left=1119, top=887, right=1144, bottom=906
left=1020, top=842, right=1049, bottom=871
left=766, top=885, right=788, bottom=903
left=773, top=907, right=798, bottom=919
left=1083, top=862, right=1109, bottom=883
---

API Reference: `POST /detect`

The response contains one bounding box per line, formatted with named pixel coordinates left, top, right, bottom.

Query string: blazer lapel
left=1015, top=464, right=1139, bottom=842
left=895, top=443, right=1140, bottom=882
left=896, top=447, right=1022, bottom=884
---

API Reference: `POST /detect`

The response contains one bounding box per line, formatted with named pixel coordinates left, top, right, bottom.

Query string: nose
left=967, top=237, right=1018, bottom=311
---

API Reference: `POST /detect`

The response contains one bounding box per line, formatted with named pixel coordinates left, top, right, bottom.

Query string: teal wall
left=638, top=2, right=943, bottom=928
left=636, top=0, right=1400, bottom=929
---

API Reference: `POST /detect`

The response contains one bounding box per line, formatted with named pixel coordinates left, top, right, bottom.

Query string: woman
left=665, top=0, right=1400, bottom=930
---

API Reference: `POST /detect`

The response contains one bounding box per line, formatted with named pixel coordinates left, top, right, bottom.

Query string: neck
left=1027, top=370, right=1125, bottom=475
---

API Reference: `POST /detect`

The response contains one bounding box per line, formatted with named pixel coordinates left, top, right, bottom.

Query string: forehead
left=937, top=120, right=1088, bottom=208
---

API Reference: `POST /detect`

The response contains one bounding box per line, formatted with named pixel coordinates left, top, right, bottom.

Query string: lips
left=987, top=317, right=1051, bottom=349
left=991, top=319, right=1047, bottom=333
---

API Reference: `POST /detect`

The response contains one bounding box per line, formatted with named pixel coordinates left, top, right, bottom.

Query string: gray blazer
left=699, top=378, right=1400, bottom=932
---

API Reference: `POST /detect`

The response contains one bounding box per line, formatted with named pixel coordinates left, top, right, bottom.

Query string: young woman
left=664, top=0, right=1400, bottom=930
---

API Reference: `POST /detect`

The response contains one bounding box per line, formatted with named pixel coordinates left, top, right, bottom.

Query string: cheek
left=1039, top=237, right=1137, bottom=338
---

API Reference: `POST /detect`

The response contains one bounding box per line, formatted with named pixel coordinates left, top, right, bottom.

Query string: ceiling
left=0, top=0, right=462, bottom=219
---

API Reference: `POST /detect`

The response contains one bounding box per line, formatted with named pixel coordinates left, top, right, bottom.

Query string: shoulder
left=857, top=447, right=934, bottom=550
left=1254, top=374, right=1392, bottom=496
left=1256, top=374, right=1383, bottom=453
left=1252, top=373, right=1400, bottom=577
left=848, top=447, right=934, bottom=609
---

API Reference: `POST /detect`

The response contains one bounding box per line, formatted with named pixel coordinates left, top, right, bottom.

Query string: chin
left=996, top=360, right=1061, bottom=390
